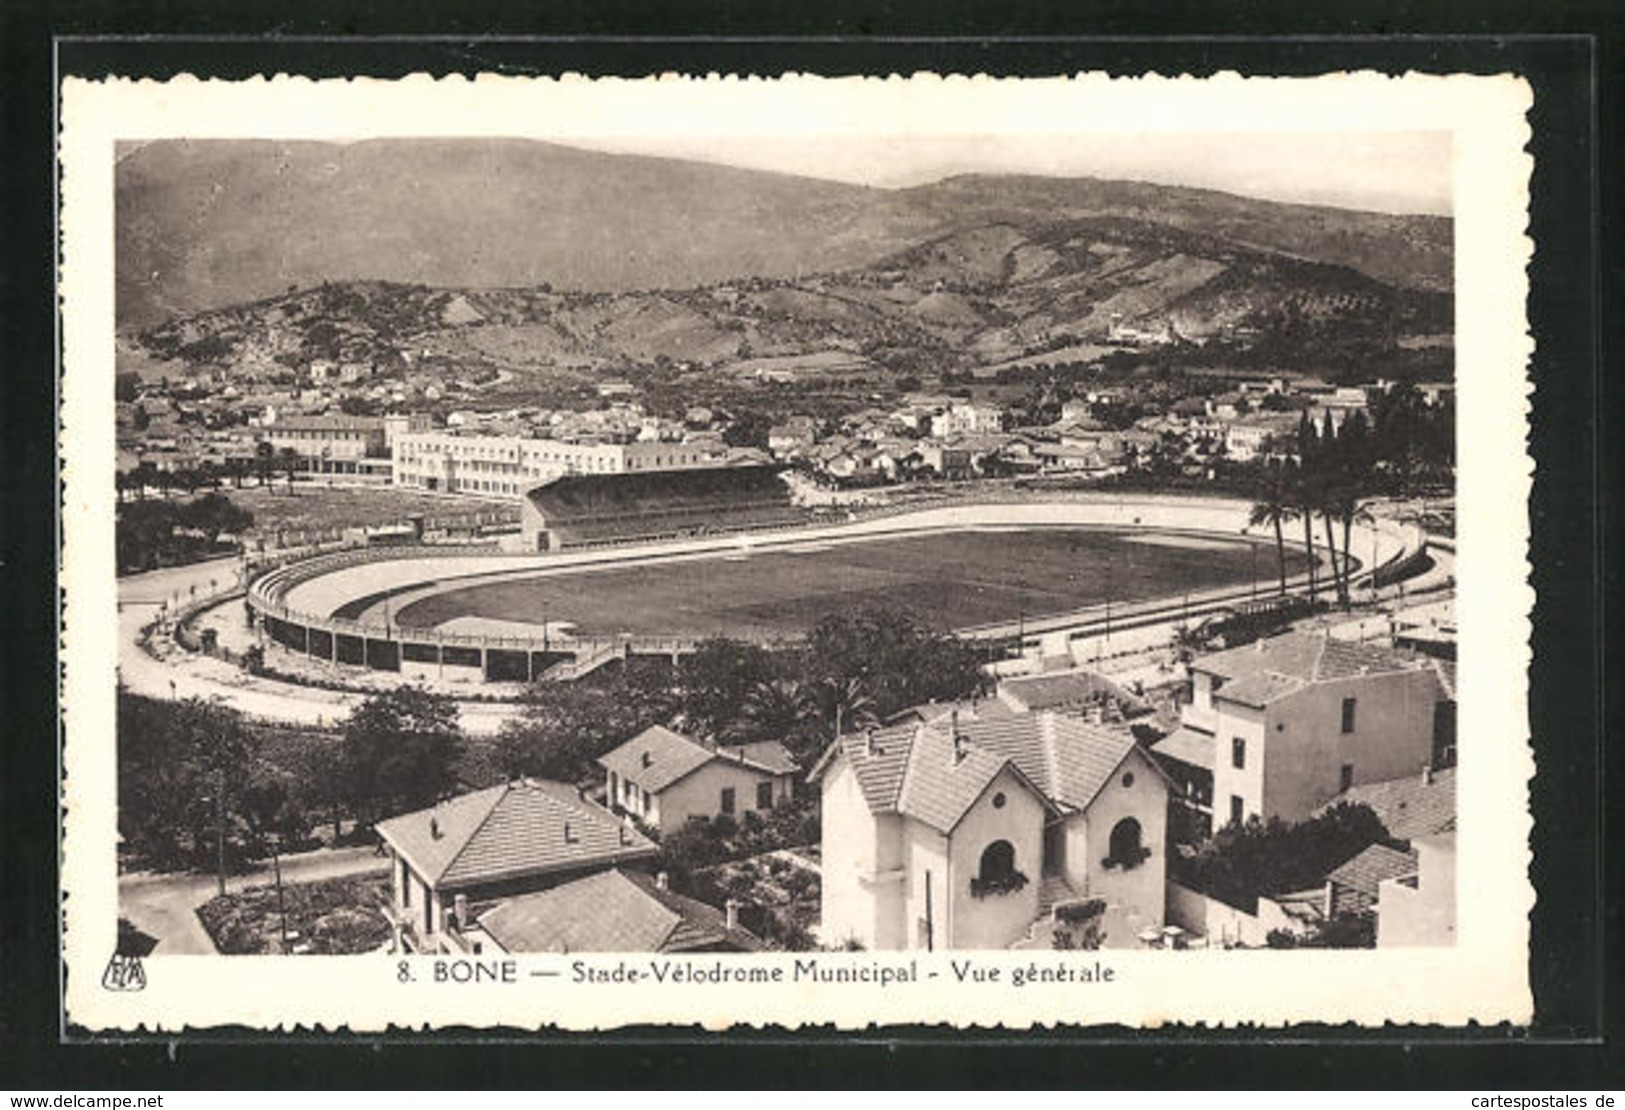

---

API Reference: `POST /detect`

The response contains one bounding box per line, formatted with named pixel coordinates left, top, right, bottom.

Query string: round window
left=1121, top=772, right=1135, bottom=789
left=992, top=792, right=1007, bottom=809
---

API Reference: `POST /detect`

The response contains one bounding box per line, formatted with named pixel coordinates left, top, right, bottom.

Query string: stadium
left=245, top=465, right=1428, bottom=686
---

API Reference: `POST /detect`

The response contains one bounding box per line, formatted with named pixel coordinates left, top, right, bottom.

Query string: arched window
left=970, top=839, right=1026, bottom=898
left=978, top=840, right=1016, bottom=883
left=1105, top=817, right=1147, bottom=869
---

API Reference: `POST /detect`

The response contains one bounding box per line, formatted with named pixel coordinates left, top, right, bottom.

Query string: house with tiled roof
left=1152, top=631, right=1454, bottom=833
left=1314, top=766, right=1455, bottom=844
left=1325, top=843, right=1420, bottom=915
left=599, top=725, right=798, bottom=836
left=462, top=868, right=764, bottom=955
left=376, top=778, right=658, bottom=952
left=810, top=707, right=1171, bottom=951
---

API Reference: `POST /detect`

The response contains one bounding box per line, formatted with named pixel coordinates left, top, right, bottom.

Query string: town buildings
left=1152, top=632, right=1455, bottom=832
left=392, top=430, right=712, bottom=499
left=454, top=868, right=763, bottom=954
left=375, top=778, right=658, bottom=953
left=599, top=725, right=798, bottom=837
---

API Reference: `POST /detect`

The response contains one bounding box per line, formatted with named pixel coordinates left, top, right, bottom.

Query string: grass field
left=394, top=527, right=1301, bottom=640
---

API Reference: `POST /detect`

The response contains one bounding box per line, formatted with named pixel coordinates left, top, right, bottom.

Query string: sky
left=563, top=131, right=1453, bottom=216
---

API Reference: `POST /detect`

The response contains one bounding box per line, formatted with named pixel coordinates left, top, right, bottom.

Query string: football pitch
left=392, top=527, right=1300, bottom=641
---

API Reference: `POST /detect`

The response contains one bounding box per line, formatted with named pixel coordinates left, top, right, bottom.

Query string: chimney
left=641, top=752, right=652, bottom=769
left=563, top=821, right=577, bottom=844
left=619, top=827, right=631, bottom=846
left=453, top=893, right=469, bottom=931
left=865, top=728, right=878, bottom=756
left=656, top=871, right=669, bottom=891
left=576, top=782, right=587, bottom=801
left=725, top=899, right=739, bottom=932
left=950, top=712, right=967, bottom=765
left=429, top=817, right=441, bottom=840
left=1422, top=762, right=1434, bottom=786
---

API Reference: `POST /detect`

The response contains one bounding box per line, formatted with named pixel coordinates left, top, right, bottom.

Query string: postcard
left=60, top=71, right=1533, bottom=1030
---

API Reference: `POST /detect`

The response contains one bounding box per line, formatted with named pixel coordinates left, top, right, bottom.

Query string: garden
left=196, top=875, right=393, bottom=956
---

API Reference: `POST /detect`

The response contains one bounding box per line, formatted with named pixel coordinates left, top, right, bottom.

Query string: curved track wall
left=245, top=494, right=1424, bottom=684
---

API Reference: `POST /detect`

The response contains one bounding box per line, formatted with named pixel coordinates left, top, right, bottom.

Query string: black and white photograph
left=58, top=72, right=1535, bottom=1030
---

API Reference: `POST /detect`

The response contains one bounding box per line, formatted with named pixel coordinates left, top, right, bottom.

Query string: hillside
left=116, top=138, right=1451, bottom=330
left=130, top=209, right=1452, bottom=403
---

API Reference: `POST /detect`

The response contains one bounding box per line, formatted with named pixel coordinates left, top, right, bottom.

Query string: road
left=119, top=844, right=390, bottom=955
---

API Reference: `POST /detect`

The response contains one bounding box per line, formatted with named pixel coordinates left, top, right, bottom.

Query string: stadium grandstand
left=519, top=464, right=804, bottom=550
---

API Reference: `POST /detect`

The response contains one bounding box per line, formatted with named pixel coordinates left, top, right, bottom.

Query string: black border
left=4, top=7, right=1618, bottom=1090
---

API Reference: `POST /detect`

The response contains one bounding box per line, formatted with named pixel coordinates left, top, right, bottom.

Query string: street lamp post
left=270, top=832, right=289, bottom=952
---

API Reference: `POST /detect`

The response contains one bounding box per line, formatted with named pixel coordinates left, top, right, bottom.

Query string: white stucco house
left=810, top=708, right=1171, bottom=951
left=1152, top=632, right=1455, bottom=831
left=598, top=725, right=799, bottom=837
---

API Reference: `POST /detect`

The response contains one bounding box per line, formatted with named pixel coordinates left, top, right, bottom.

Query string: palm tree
left=806, top=675, right=878, bottom=741
left=1289, top=464, right=1320, bottom=606
left=1248, top=470, right=1296, bottom=596
left=733, top=677, right=812, bottom=746
left=1326, top=488, right=1375, bottom=609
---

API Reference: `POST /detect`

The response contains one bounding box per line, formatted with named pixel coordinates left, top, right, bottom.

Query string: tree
left=339, top=686, right=465, bottom=827
left=801, top=675, right=878, bottom=743
left=803, top=607, right=988, bottom=721
left=733, top=677, right=819, bottom=754
left=277, top=447, right=301, bottom=493
left=1289, top=462, right=1321, bottom=605
left=254, top=441, right=275, bottom=490
left=1248, top=469, right=1297, bottom=596
left=495, top=672, right=675, bottom=784
left=180, top=492, right=254, bottom=547
left=1175, top=803, right=1390, bottom=914
left=676, top=638, right=776, bottom=739
left=721, top=410, right=773, bottom=450
left=117, top=691, right=260, bottom=872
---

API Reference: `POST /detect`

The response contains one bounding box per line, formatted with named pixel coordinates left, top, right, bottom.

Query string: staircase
left=540, top=640, right=625, bottom=681
left=1036, top=873, right=1080, bottom=918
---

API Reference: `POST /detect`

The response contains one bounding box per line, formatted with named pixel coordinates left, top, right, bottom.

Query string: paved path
left=119, top=845, right=390, bottom=955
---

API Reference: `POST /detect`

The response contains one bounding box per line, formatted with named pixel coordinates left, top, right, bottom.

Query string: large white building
left=391, top=431, right=713, bottom=499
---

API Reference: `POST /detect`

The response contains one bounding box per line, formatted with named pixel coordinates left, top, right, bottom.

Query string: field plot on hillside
left=394, top=527, right=1300, bottom=641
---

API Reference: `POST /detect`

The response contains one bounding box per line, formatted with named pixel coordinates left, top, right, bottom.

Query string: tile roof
left=475, top=869, right=763, bottom=954
left=598, top=726, right=719, bottom=793
left=894, top=726, right=1014, bottom=834
left=1317, top=768, right=1456, bottom=843
left=599, top=726, right=796, bottom=792
left=1151, top=727, right=1217, bottom=772
left=720, top=740, right=799, bottom=776
left=1327, top=843, right=1418, bottom=915
left=1197, top=632, right=1437, bottom=707
left=376, top=779, right=657, bottom=891
left=817, top=709, right=1156, bottom=833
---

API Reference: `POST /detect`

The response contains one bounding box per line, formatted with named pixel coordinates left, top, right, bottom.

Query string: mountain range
left=119, top=138, right=1453, bottom=392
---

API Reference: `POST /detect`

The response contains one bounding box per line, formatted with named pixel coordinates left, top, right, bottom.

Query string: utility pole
left=214, top=768, right=227, bottom=898
left=271, top=832, right=289, bottom=952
